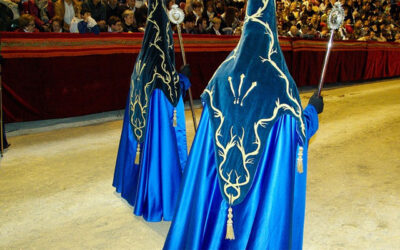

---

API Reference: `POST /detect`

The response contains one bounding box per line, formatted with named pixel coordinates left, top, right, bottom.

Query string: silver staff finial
left=328, top=2, right=345, bottom=30
left=168, top=4, right=185, bottom=24
left=168, top=4, right=198, bottom=131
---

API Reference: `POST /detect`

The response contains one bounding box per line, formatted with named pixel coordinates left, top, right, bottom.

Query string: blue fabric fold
left=113, top=89, right=187, bottom=222
left=164, top=104, right=318, bottom=249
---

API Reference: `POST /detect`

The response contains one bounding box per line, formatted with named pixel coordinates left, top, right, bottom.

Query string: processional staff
left=317, top=2, right=345, bottom=97
left=0, top=55, right=4, bottom=157
left=168, top=4, right=198, bottom=132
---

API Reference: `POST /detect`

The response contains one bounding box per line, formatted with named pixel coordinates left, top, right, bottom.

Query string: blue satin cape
left=113, top=88, right=187, bottom=222
left=164, top=104, right=318, bottom=249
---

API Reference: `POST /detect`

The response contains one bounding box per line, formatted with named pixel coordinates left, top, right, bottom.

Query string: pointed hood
left=129, top=0, right=181, bottom=143
left=201, top=0, right=306, bottom=207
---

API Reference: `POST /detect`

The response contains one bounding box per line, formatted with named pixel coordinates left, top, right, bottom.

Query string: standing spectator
left=16, top=13, right=39, bottom=32
left=54, top=0, right=80, bottom=32
left=208, top=16, right=222, bottom=35
left=204, top=0, right=215, bottom=20
left=118, top=0, right=135, bottom=16
left=50, top=15, right=63, bottom=32
left=105, top=0, right=119, bottom=21
left=81, top=0, right=106, bottom=31
left=23, top=0, right=55, bottom=31
left=121, top=9, right=138, bottom=32
left=191, top=1, right=202, bottom=25
left=108, top=15, right=122, bottom=32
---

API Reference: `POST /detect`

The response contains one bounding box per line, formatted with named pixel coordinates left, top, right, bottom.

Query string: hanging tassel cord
left=135, top=143, right=141, bottom=165
left=297, top=146, right=304, bottom=173
left=225, top=195, right=235, bottom=240
left=173, top=108, right=177, bottom=127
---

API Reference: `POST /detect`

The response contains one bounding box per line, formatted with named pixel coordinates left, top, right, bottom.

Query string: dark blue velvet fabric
left=164, top=104, right=318, bottom=249
left=129, top=0, right=180, bottom=143
left=201, top=0, right=307, bottom=207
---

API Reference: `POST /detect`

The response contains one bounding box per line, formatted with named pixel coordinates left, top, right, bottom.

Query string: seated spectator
left=70, top=7, right=100, bottom=34
left=233, top=25, right=242, bottom=36
left=134, top=4, right=147, bottom=32
left=105, top=0, right=119, bottom=21
left=287, top=25, right=300, bottom=37
left=208, top=16, right=222, bottom=35
left=0, top=0, right=20, bottom=30
left=50, top=15, right=63, bottom=32
left=222, top=6, right=239, bottom=31
left=196, top=17, right=208, bottom=34
left=16, top=13, right=39, bottom=32
left=81, top=0, right=106, bottom=31
left=0, top=0, right=19, bottom=31
left=182, top=13, right=197, bottom=34
left=108, top=15, right=122, bottom=32
left=23, top=0, right=55, bottom=32
left=54, top=0, right=80, bottom=32
left=394, top=33, right=400, bottom=43
left=121, top=9, right=138, bottom=32
left=376, top=31, right=387, bottom=42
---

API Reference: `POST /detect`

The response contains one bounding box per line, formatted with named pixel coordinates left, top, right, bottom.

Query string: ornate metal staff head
left=328, top=2, right=345, bottom=30
left=168, top=4, right=184, bottom=24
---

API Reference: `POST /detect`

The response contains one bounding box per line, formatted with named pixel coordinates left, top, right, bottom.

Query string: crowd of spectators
left=1, top=0, right=400, bottom=42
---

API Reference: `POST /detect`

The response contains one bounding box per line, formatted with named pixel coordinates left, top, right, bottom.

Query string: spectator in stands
left=118, top=0, right=135, bottom=16
left=121, top=9, right=138, bottom=32
left=105, top=0, right=119, bottom=21
left=394, top=33, right=400, bottom=43
left=16, top=13, right=39, bottom=32
left=182, top=13, right=197, bottom=34
left=50, top=15, right=63, bottom=32
left=54, top=0, right=80, bottom=32
left=192, top=1, right=204, bottom=24
left=204, top=0, right=215, bottom=20
left=233, top=25, right=242, bottom=36
left=208, top=16, right=222, bottom=35
left=196, top=17, right=208, bottom=34
left=23, top=0, right=55, bottom=31
left=108, top=15, right=122, bottom=32
left=0, top=0, right=20, bottom=31
left=77, top=7, right=100, bottom=34
left=221, top=6, right=239, bottom=35
left=134, top=4, right=147, bottom=32
left=81, top=0, right=106, bottom=31
left=287, top=25, right=300, bottom=37
left=214, top=0, right=225, bottom=17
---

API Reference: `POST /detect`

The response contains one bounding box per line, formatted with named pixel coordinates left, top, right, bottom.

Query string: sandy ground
left=0, top=79, right=399, bottom=249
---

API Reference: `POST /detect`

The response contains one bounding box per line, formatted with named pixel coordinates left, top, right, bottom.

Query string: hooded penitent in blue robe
left=112, top=0, right=188, bottom=222
left=164, top=0, right=319, bottom=248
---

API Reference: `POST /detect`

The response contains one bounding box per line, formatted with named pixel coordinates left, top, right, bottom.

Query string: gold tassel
left=173, top=109, right=177, bottom=127
left=297, top=146, right=304, bottom=173
left=135, top=144, right=141, bottom=165
left=225, top=206, right=235, bottom=240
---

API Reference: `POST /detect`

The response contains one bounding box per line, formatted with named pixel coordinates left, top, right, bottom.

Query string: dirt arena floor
left=0, top=79, right=399, bottom=249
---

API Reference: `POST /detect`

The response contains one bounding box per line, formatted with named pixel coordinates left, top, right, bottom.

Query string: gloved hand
left=180, top=64, right=191, bottom=78
left=308, top=92, right=324, bottom=114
